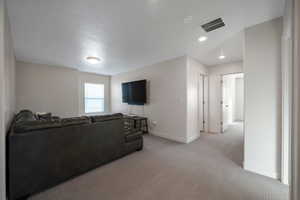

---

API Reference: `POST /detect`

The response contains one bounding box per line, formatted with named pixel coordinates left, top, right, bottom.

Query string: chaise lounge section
left=7, top=110, right=143, bottom=200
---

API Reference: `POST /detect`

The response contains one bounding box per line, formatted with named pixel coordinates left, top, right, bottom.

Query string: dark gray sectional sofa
left=7, top=110, right=143, bottom=200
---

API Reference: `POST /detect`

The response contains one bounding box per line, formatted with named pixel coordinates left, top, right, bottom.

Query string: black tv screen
left=122, top=80, right=147, bottom=105
left=122, top=82, right=130, bottom=103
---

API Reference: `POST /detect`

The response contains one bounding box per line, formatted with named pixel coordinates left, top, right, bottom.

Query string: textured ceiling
left=7, top=0, right=285, bottom=75
left=199, top=31, right=244, bottom=66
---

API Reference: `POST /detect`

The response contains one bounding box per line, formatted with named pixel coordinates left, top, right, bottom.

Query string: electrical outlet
left=151, top=121, right=157, bottom=126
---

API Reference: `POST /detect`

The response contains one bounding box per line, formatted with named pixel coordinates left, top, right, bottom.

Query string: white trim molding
left=149, top=131, right=187, bottom=144
left=282, top=0, right=293, bottom=186
left=0, top=1, right=6, bottom=199
left=244, top=162, right=280, bottom=180
left=281, top=37, right=292, bottom=185
left=186, top=133, right=200, bottom=144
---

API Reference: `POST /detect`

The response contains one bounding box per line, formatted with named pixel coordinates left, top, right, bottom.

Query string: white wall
left=293, top=0, right=300, bottom=198
left=186, top=57, right=208, bottom=142
left=16, top=62, right=110, bottom=117
left=235, top=77, right=244, bottom=121
left=244, top=18, right=283, bottom=179
left=111, top=57, right=189, bottom=143
left=0, top=0, right=16, bottom=198
left=3, top=6, right=16, bottom=129
left=208, top=62, right=243, bottom=133
left=111, top=56, right=208, bottom=143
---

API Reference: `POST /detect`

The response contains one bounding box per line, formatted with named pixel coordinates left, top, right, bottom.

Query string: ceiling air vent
left=201, top=18, right=225, bottom=32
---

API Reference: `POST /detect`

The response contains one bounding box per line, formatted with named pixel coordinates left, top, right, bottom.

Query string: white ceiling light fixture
left=198, top=36, right=208, bottom=42
left=183, top=16, right=193, bottom=24
left=219, top=55, right=226, bottom=60
left=218, top=50, right=226, bottom=60
left=86, top=56, right=102, bottom=64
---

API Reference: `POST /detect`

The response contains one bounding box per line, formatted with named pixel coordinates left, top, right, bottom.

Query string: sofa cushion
left=15, top=110, right=36, bottom=123
left=61, top=116, right=91, bottom=127
left=14, top=120, right=61, bottom=133
left=36, top=112, right=52, bottom=121
left=91, top=113, right=123, bottom=123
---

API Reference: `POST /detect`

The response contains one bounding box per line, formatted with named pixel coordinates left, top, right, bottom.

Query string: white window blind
left=84, top=83, right=104, bottom=113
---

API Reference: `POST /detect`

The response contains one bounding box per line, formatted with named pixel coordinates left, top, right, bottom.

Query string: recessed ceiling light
left=219, top=55, right=226, bottom=60
left=184, top=16, right=193, bottom=24
left=219, top=49, right=226, bottom=60
left=198, top=36, right=208, bottom=42
left=86, top=56, right=102, bottom=64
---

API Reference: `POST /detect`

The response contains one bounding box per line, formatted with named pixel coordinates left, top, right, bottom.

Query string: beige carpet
left=30, top=123, right=289, bottom=200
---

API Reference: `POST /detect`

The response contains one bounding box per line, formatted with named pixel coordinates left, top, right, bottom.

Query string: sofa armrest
left=125, top=131, right=143, bottom=143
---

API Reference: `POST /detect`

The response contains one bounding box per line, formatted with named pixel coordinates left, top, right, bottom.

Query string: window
left=84, top=83, right=104, bottom=113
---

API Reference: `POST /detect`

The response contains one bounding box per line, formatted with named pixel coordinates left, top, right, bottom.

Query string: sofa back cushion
left=61, top=116, right=91, bottom=127
left=14, top=120, right=62, bottom=133
left=91, top=113, right=123, bottom=123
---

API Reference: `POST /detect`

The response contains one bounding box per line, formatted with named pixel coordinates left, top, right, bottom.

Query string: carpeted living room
left=0, top=0, right=297, bottom=200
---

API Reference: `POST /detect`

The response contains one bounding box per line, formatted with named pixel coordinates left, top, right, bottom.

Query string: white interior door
left=222, top=76, right=230, bottom=132
left=198, top=75, right=204, bottom=132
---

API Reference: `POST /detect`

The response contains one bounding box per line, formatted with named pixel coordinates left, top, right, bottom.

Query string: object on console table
left=124, top=115, right=148, bottom=134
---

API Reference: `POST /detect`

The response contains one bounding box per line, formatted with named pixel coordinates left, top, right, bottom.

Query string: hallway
left=218, top=122, right=244, bottom=166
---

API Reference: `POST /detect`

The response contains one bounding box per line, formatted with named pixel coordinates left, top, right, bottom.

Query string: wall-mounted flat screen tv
left=122, top=80, right=147, bottom=105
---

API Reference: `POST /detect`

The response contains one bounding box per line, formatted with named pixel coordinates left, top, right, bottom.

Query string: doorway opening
left=220, top=73, right=244, bottom=166
left=221, top=73, right=244, bottom=133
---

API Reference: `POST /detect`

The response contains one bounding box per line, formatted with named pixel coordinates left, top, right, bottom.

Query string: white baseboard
left=186, top=134, right=200, bottom=143
left=149, top=131, right=187, bottom=143
left=149, top=131, right=201, bottom=144
left=208, top=131, right=220, bottom=134
left=244, top=165, right=280, bottom=180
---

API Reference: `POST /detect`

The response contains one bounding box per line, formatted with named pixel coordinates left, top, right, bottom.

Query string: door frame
left=291, top=0, right=299, bottom=198
left=282, top=22, right=293, bottom=186
left=198, top=74, right=209, bottom=133
left=198, top=74, right=205, bottom=132
left=0, top=0, right=6, bottom=199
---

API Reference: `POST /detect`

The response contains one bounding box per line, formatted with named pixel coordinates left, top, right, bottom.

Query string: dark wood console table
left=124, top=115, right=149, bottom=134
